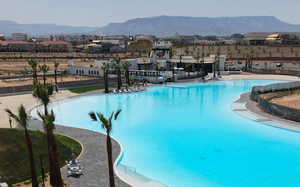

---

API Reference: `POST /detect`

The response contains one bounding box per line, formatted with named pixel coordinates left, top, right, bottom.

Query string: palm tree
left=5, top=105, right=39, bottom=187
left=112, top=58, right=122, bottom=90
left=194, top=48, right=201, bottom=76
left=54, top=62, right=60, bottom=92
left=101, top=63, right=110, bottom=93
left=186, top=64, right=193, bottom=77
left=28, top=60, right=38, bottom=86
left=122, top=61, right=131, bottom=86
left=33, top=84, right=53, bottom=115
left=153, top=61, right=160, bottom=79
left=39, top=64, right=49, bottom=85
left=38, top=110, right=63, bottom=187
left=33, top=84, right=63, bottom=187
left=89, top=109, right=122, bottom=187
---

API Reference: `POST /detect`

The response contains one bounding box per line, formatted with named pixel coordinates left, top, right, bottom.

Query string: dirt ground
left=0, top=60, right=96, bottom=75
left=0, top=60, right=98, bottom=87
left=0, top=75, right=95, bottom=87
left=271, top=92, right=300, bottom=109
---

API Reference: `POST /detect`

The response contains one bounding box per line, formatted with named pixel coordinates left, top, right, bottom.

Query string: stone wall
left=251, top=81, right=300, bottom=122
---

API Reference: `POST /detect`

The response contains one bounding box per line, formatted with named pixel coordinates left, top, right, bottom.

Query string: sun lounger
left=0, top=183, right=8, bottom=187
left=67, top=159, right=83, bottom=177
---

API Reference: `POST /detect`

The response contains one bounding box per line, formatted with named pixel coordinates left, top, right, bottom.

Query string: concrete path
left=232, top=93, right=300, bottom=132
left=28, top=119, right=131, bottom=187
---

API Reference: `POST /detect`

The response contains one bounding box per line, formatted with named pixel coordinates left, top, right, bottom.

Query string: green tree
left=33, top=84, right=63, bottom=186
left=28, top=60, right=39, bottom=86
left=38, top=110, right=63, bottom=187
left=5, top=105, right=39, bottom=187
left=122, top=61, right=131, bottom=86
left=89, top=109, right=122, bottom=187
left=54, top=62, right=60, bottom=92
left=101, top=62, right=110, bottom=93
left=39, top=64, right=49, bottom=85
left=153, top=61, right=160, bottom=78
left=112, top=58, right=122, bottom=90
left=186, top=64, right=193, bottom=77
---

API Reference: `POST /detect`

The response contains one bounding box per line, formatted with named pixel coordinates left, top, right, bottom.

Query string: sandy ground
left=272, top=93, right=300, bottom=109
left=0, top=75, right=95, bottom=87
left=0, top=90, right=77, bottom=128
left=0, top=60, right=96, bottom=75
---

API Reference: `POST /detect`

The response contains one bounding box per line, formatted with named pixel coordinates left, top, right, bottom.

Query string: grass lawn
left=0, top=128, right=82, bottom=185
left=69, top=85, right=116, bottom=94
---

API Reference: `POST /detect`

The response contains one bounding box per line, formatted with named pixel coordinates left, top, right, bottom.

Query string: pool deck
left=27, top=118, right=131, bottom=187
left=232, top=93, right=300, bottom=133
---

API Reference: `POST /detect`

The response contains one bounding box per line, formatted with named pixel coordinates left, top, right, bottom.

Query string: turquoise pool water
left=40, top=80, right=300, bottom=187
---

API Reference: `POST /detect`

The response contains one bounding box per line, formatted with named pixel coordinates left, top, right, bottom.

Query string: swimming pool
left=37, top=80, right=300, bottom=187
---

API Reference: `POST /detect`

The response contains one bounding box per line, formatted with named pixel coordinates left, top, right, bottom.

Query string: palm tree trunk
left=33, top=71, right=38, bottom=86
left=45, top=128, right=56, bottom=186
left=54, top=69, right=57, bottom=86
left=50, top=131, right=64, bottom=186
left=54, top=69, right=58, bottom=92
left=106, top=133, right=115, bottom=187
left=104, top=71, right=109, bottom=93
left=117, top=68, right=122, bottom=90
left=43, top=72, right=46, bottom=85
left=24, top=128, right=39, bottom=187
left=43, top=105, right=58, bottom=186
left=126, top=70, right=130, bottom=86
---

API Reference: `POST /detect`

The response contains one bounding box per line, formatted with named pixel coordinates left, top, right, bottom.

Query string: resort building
left=67, top=61, right=105, bottom=77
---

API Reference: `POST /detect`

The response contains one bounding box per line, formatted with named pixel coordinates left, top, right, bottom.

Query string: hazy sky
left=1, top=0, right=300, bottom=27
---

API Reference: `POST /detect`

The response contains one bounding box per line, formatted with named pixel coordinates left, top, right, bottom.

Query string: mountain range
left=1, top=16, right=300, bottom=37
left=0, top=20, right=98, bottom=36
left=97, top=16, right=300, bottom=36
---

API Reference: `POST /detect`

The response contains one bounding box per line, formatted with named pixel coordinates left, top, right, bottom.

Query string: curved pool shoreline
left=31, top=79, right=300, bottom=187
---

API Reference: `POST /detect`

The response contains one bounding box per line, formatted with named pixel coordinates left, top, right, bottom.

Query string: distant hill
left=97, top=16, right=300, bottom=37
left=1, top=16, right=300, bottom=37
left=0, top=20, right=98, bottom=36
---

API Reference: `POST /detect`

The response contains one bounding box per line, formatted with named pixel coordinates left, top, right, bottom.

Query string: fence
left=251, top=81, right=300, bottom=122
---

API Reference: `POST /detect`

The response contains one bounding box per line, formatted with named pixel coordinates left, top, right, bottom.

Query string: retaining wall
left=251, top=81, right=300, bottom=122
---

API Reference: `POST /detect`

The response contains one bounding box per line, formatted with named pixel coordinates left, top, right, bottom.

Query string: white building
left=11, top=33, right=28, bottom=41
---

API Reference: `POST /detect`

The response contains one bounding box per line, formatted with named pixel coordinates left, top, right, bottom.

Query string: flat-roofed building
left=0, top=34, right=5, bottom=41
left=11, top=33, right=28, bottom=41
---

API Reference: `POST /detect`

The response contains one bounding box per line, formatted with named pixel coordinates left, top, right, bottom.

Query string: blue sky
left=1, top=0, right=300, bottom=27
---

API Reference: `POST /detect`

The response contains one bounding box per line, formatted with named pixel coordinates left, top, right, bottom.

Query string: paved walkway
left=232, top=93, right=300, bottom=132
left=28, top=119, right=131, bottom=187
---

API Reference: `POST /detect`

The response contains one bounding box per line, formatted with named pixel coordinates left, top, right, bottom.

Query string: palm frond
left=114, top=109, right=122, bottom=120
left=109, top=112, right=114, bottom=122
left=5, top=105, right=28, bottom=128
left=5, top=108, right=21, bottom=125
left=33, top=84, right=51, bottom=106
left=18, top=105, right=28, bottom=126
left=98, top=113, right=110, bottom=131
left=89, top=112, right=97, bottom=121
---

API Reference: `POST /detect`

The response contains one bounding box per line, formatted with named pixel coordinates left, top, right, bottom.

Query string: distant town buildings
left=11, top=33, right=28, bottom=41
left=127, top=39, right=153, bottom=53
left=0, top=34, right=5, bottom=41
left=0, top=41, right=70, bottom=52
